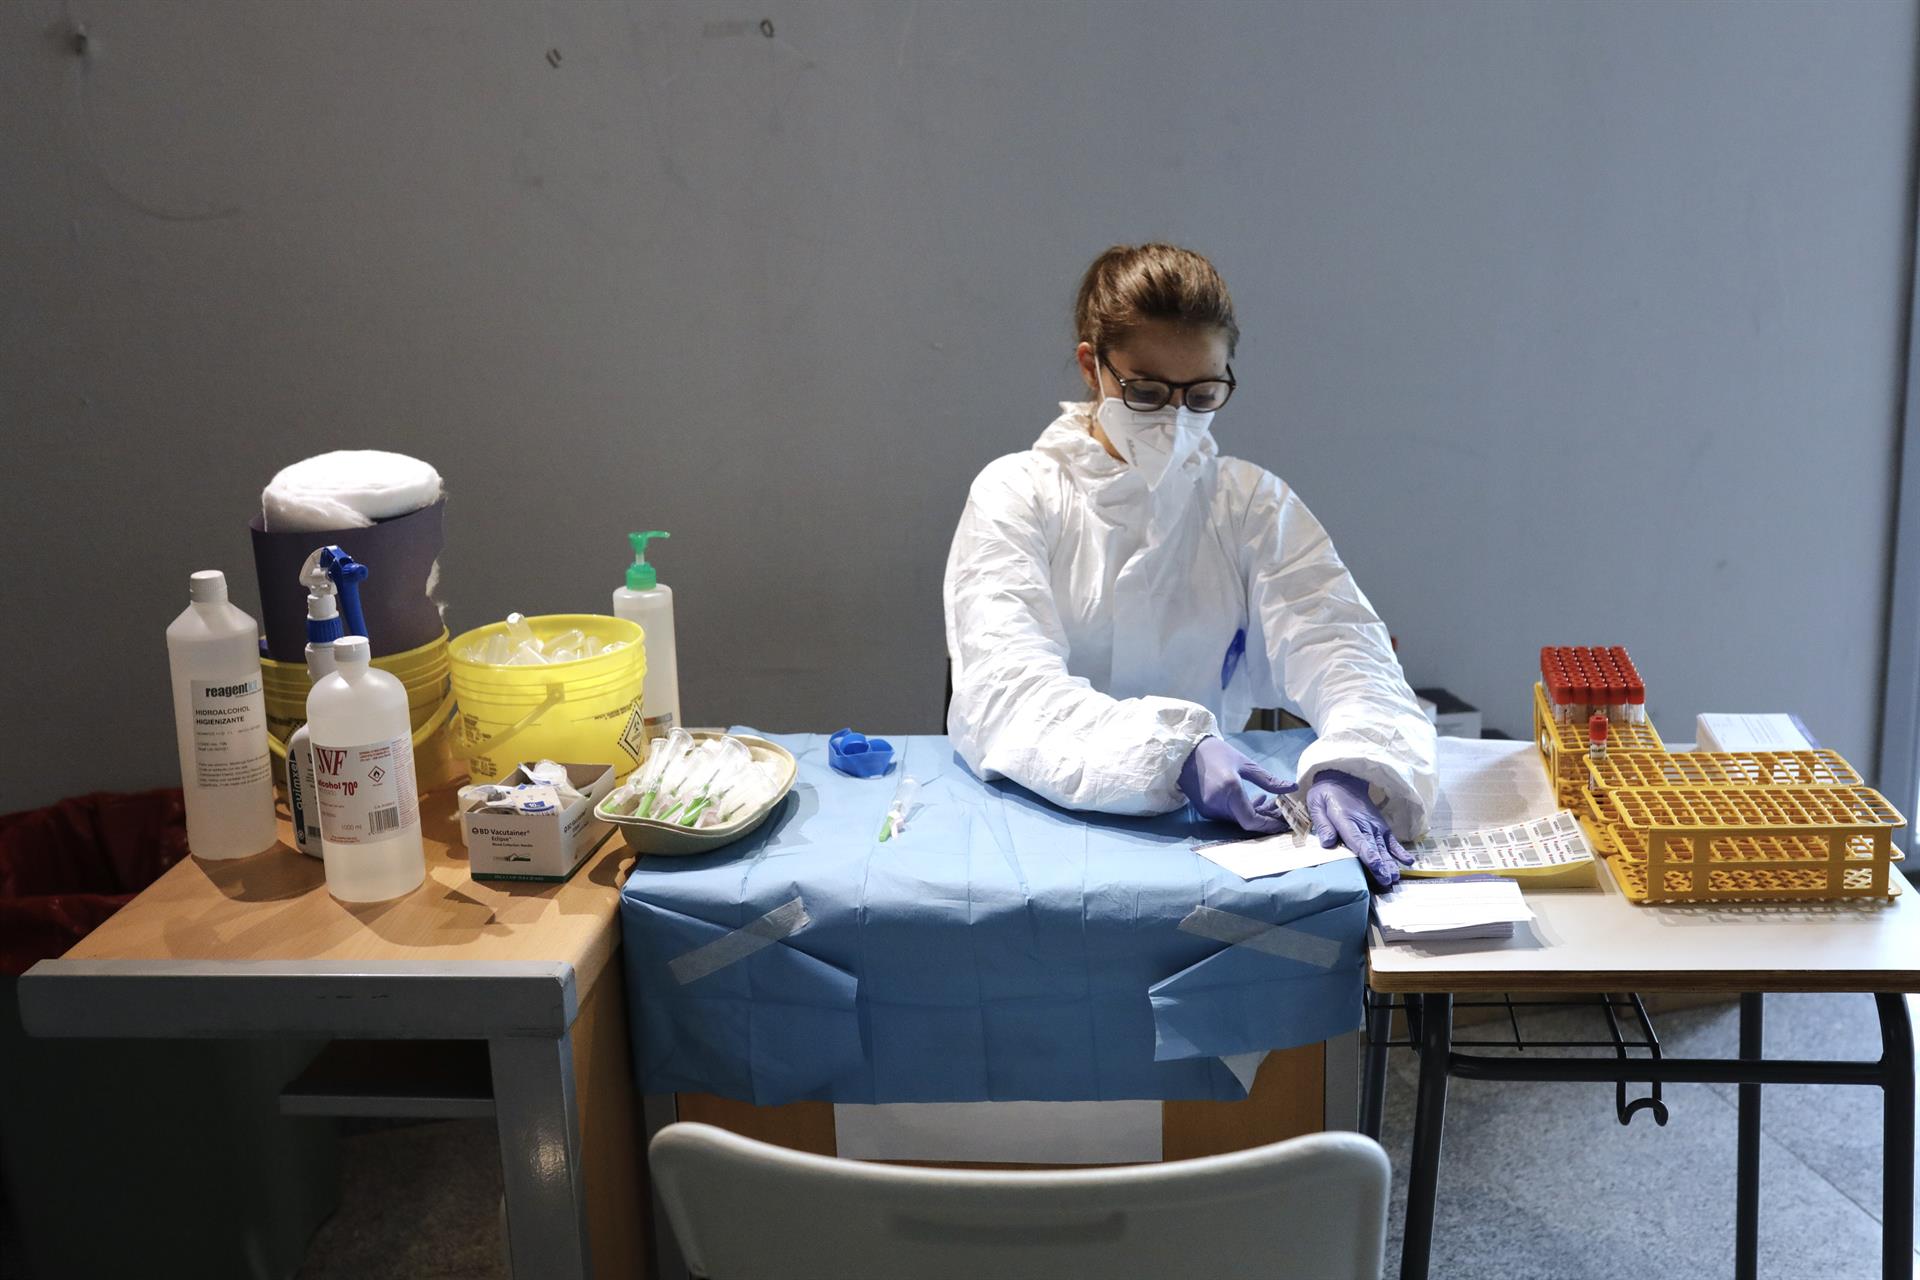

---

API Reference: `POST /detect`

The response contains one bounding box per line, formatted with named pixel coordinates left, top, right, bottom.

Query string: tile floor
left=5, top=994, right=1910, bottom=1278
left=1379, top=994, right=1916, bottom=1279
left=296, top=1117, right=508, bottom=1279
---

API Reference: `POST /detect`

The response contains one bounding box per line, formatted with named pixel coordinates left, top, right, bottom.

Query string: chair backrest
left=649, top=1123, right=1390, bottom=1280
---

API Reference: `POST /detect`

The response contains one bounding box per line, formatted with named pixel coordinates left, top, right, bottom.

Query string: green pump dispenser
left=627, top=531, right=670, bottom=591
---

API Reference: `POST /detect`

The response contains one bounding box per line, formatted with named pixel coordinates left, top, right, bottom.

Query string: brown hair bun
left=1074, top=244, right=1239, bottom=356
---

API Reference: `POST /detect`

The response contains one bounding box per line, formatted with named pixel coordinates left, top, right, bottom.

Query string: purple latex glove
left=1308, top=768, right=1415, bottom=890
left=1178, top=737, right=1298, bottom=834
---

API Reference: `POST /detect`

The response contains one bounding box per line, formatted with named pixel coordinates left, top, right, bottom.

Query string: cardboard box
left=462, top=763, right=615, bottom=882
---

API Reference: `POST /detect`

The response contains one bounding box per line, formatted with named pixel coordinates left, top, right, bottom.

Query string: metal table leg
left=492, top=1034, right=589, bottom=1278
left=1361, top=988, right=1392, bottom=1142
left=1400, top=993, right=1453, bottom=1280
left=1326, top=1030, right=1364, bottom=1132
left=1410, top=990, right=1908, bottom=1278
left=644, top=1093, right=691, bottom=1280
left=1737, top=993, right=1763, bottom=1280
left=1875, top=994, right=1914, bottom=1280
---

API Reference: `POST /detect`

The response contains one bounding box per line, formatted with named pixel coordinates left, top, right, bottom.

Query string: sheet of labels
left=1407, top=809, right=1594, bottom=875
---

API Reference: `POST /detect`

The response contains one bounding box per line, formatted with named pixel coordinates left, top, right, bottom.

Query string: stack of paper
left=1696, top=712, right=1817, bottom=753
left=1372, top=877, right=1532, bottom=944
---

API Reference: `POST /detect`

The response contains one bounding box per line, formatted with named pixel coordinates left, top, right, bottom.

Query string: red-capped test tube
left=1611, top=646, right=1647, bottom=724
left=1543, top=648, right=1570, bottom=723
left=1574, top=651, right=1597, bottom=722
left=1604, top=651, right=1627, bottom=721
left=1588, top=710, right=1609, bottom=792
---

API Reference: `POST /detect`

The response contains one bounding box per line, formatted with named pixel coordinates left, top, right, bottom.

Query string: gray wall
left=3, top=0, right=1914, bottom=812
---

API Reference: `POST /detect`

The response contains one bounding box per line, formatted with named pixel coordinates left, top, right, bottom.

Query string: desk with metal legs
left=1367, top=868, right=1920, bottom=1280
left=16, top=792, right=647, bottom=1280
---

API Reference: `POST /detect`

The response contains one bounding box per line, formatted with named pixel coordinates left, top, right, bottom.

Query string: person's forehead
left=1110, top=322, right=1229, bottom=379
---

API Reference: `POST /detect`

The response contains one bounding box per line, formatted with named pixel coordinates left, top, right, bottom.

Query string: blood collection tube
left=1610, top=647, right=1647, bottom=724
left=1588, top=711, right=1609, bottom=795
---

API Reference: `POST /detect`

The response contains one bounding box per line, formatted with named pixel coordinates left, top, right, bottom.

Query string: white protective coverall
left=943, top=402, right=1437, bottom=838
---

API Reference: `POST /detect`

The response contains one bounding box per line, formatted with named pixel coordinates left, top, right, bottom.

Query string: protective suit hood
left=1033, top=402, right=1218, bottom=508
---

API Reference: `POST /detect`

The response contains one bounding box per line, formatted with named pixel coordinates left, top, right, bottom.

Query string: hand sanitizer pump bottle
left=612, top=530, right=680, bottom=742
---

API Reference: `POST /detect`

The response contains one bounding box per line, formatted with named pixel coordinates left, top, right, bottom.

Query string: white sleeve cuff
left=1294, top=738, right=1434, bottom=842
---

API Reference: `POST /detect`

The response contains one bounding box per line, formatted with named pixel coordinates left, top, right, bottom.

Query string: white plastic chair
left=649, top=1122, right=1391, bottom=1280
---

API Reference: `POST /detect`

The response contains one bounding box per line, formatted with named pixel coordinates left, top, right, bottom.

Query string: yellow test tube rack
left=1579, top=750, right=1865, bottom=853
left=1531, top=678, right=1905, bottom=904
left=1598, top=784, right=1904, bottom=905
left=1532, top=682, right=1665, bottom=807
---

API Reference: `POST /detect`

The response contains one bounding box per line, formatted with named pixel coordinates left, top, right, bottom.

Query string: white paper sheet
left=1192, top=832, right=1355, bottom=880
left=1422, top=738, right=1562, bottom=836
left=832, top=1101, right=1163, bottom=1164
left=1406, top=810, right=1595, bottom=876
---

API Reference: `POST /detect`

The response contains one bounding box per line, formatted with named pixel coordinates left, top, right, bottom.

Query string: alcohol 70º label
left=313, top=734, right=419, bottom=845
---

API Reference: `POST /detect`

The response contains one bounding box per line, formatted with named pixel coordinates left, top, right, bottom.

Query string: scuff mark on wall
left=60, top=13, right=241, bottom=222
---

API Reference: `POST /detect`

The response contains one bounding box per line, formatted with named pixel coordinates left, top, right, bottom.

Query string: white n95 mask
left=1094, top=398, right=1214, bottom=490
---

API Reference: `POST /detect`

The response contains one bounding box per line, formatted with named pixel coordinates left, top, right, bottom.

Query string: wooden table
left=1368, top=865, right=1920, bottom=1280
left=18, top=789, right=646, bottom=1280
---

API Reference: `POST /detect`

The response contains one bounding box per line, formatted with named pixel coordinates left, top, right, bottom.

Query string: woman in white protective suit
left=943, top=243, right=1437, bottom=889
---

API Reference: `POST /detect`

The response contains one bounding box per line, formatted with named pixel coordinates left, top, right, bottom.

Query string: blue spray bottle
left=287, top=547, right=368, bottom=856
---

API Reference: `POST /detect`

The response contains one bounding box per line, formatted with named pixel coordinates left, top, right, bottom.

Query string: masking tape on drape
left=668, top=897, right=811, bottom=985
left=1177, top=905, right=1342, bottom=970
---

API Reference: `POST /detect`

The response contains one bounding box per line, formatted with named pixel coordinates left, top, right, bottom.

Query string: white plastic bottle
left=287, top=715, right=319, bottom=857
left=286, top=645, right=336, bottom=858
left=612, top=530, right=680, bottom=740
left=287, top=549, right=347, bottom=858
left=167, top=570, right=280, bottom=859
left=306, top=636, right=425, bottom=902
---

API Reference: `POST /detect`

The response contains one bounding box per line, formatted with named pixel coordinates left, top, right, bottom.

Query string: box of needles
left=461, top=763, right=615, bottom=883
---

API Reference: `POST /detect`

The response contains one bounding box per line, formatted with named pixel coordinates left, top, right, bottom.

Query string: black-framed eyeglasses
left=1100, top=353, right=1236, bottom=413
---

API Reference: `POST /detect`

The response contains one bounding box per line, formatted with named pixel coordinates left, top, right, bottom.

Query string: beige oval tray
left=596, top=732, right=797, bottom=856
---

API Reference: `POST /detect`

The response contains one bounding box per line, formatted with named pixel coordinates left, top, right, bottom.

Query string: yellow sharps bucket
left=447, top=615, right=647, bottom=784
left=262, top=629, right=462, bottom=792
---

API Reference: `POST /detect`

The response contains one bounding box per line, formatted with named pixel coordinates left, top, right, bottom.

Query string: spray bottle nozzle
left=297, top=548, right=344, bottom=644
left=319, top=547, right=370, bottom=639
left=626, top=531, right=670, bottom=591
